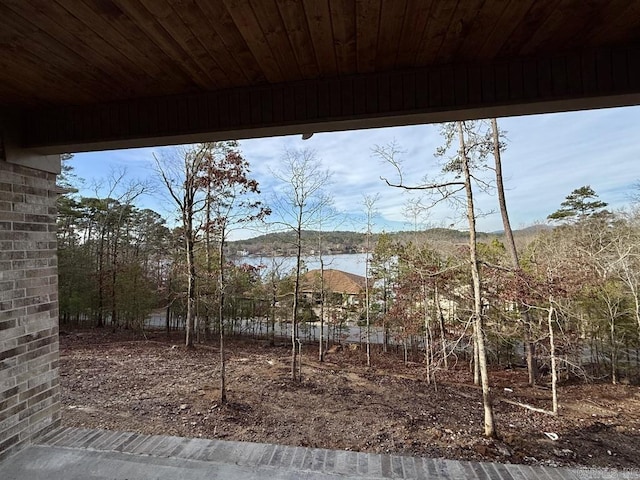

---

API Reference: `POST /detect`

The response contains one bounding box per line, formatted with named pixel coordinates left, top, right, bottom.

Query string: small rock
left=496, top=444, right=512, bottom=457
left=180, top=404, right=188, bottom=410
left=553, top=448, right=575, bottom=459
left=474, top=444, right=490, bottom=456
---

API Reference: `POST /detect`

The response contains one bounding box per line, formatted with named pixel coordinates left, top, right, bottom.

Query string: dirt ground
left=59, top=329, right=640, bottom=470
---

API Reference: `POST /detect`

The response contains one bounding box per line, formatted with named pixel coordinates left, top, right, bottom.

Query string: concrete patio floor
left=1, top=427, right=637, bottom=480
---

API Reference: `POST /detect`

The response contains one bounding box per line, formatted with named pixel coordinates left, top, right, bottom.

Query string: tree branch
left=380, top=176, right=465, bottom=190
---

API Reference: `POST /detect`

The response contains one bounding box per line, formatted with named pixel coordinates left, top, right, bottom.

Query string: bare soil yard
left=59, top=329, right=640, bottom=470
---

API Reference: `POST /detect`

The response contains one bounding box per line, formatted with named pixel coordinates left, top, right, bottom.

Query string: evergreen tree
left=547, top=185, right=608, bottom=223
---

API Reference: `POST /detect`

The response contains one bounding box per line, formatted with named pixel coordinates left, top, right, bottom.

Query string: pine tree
left=547, top=186, right=608, bottom=223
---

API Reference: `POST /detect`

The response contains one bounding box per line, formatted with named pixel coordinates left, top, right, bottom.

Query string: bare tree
left=488, top=118, right=538, bottom=385
left=363, top=193, right=379, bottom=367
left=456, top=121, right=496, bottom=438
left=314, top=205, right=341, bottom=362
left=200, top=141, right=269, bottom=403
left=156, top=144, right=210, bottom=348
left=271, top=149, right=333, bottom=381
left=378, top=121, right=497, bottom=438
left=88, top=168, right=150, bottom=329
left=490, top=119, right=518, bottom=266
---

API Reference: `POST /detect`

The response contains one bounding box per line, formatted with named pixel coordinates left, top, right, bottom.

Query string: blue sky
left=70, top=105, right=640, bottom=239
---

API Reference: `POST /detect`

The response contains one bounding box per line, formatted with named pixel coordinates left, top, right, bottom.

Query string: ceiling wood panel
left=302, top=0, right=337, bottom=77
left=222, top=0, right=284, bottom=83
left=0, top=3, right=122, bottom=103
left=395, top=0, right=434, bottom=68
left=329, top=0, right=357, bottom=76
left=194, top=1, right=266, bottom=84
left=519, top=0, right=588, bottom=56
left=375, top=0, right=406, bottom=70
left=275, top=0, right=319, bottom=79
left=138, top=0, right=228, bottom=87
left=10, top=0, right=150, bottom=88
left=57, top=0, right=163, bottom=82
left=249, top=0, right=301, bottom=79
left=476, top=0, right=535, bottom=60
left=414, top=0, right=459, bottom=66
left=0, top=47, right=95, bottom=106
left=167, top=0, right=249, bottom=86
left=0, top=0, right=638, bottom=110
left=436, top=0, right=486, bottom=63
left=588, top=1, right=640, bottom=46
left=76, top=0, right=195, bottom=92
left=112, top=0, right=214, bottom=89
left=355, top=0, right=381, bottom=73
left=496, top=1, right=558, bottom=57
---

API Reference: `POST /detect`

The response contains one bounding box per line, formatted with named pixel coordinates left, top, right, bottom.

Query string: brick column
left=0, top=159, right=60, bottom=460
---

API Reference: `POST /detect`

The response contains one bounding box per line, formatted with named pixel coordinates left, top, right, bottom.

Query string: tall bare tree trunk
left=383, top=277, right=389, bottom=354
left=182, top=178, right=197, bottom=349
left=165, top=301, right=171, bottom=336
left=525, top=326, right=538, bottom=384
left=111, top=226, right=119, bottom=330
left=219, top=234, right=227, bottom=403
left=365, top=236, right=371, bottom=368
left=472, top=324, right=480, bottom=385
left=292, top=219, right=302, bottom=381
left=459, top=121, right=496, bottom=438
left=611, top=317, right=618, bottom=385
left=185, top=243, right=196, bottom=347
left=204, top=184, right=212, bottom=342
left=548, top=301, right=558, bottom=415
left=362, top=194, right=377, bottom=367
left=97, top=230, right=105, bottom=328
left=423, top=283, right=431, bottom=383
left=490, top=118, right=537, bottom=385
left=491, top=118, right=518, bottom=265
left=271, top=274, right=277, bottom=346
left=436, top=285, right=448, bottom=369
left=319, top=256, right=325, bottom=362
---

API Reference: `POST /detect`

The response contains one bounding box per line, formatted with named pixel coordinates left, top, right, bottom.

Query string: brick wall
left=0, top=159, right=60, bottom=460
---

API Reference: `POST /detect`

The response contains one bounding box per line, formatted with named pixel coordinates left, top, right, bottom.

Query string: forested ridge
left=227, top=227, right=530, bottom=256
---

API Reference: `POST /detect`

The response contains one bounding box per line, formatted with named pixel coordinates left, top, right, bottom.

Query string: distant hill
left=227, top=227, right=542, bottom=257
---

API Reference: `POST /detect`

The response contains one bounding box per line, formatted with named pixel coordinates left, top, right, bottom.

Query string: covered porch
left=2, top=1, right=640, bottom=473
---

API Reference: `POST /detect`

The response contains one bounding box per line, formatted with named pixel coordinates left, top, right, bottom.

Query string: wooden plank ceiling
left=1, top=0, right=639, bottom=110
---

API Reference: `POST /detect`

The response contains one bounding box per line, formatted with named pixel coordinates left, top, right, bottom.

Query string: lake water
left=236, top=253, right=368, bottom=277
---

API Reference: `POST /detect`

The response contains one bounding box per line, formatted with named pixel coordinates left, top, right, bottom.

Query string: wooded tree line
left=57, top=124, right=640, bottom=438
left=57, top=192, right=170, bottom=329
left=372, top=192, right=640, bottom=381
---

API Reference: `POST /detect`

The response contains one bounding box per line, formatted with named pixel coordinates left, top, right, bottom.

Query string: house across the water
left=301, top=269, right=369, bottom=307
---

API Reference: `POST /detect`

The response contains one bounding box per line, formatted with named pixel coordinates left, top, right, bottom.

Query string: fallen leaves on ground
left=59, top=330, right=640, bottom=469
